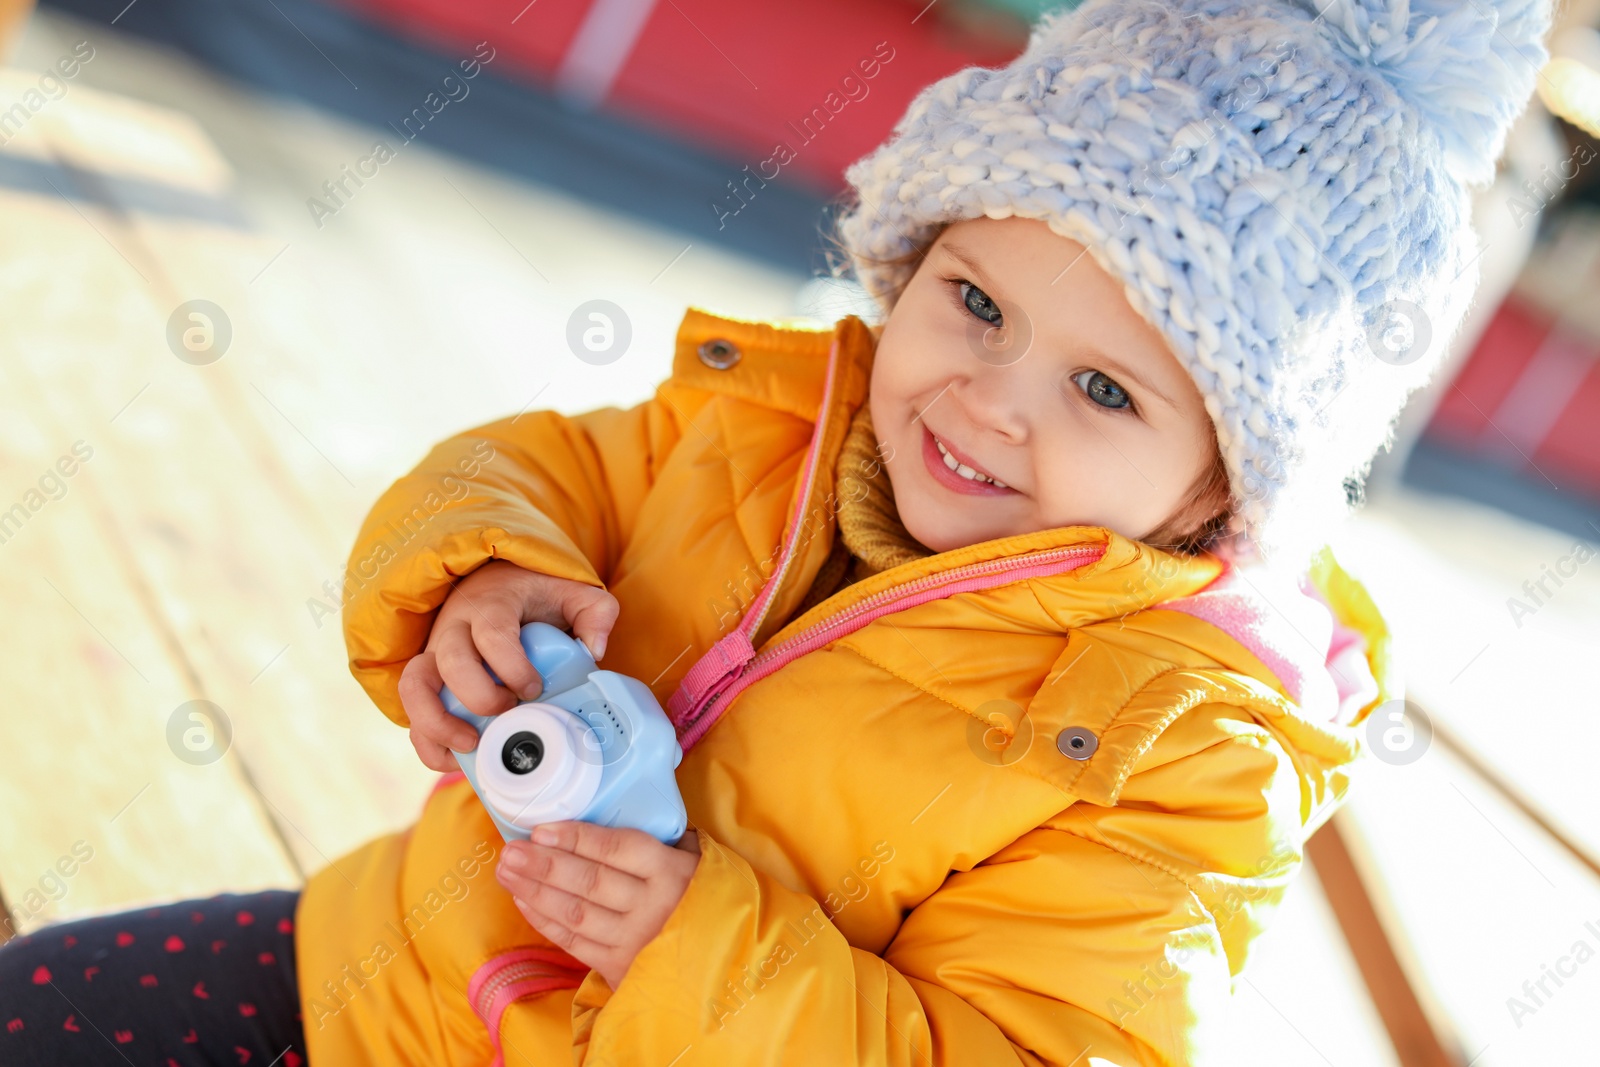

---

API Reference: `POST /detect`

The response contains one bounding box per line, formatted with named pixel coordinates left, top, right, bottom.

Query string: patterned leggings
left=0, top=889, right=307, bottom=1066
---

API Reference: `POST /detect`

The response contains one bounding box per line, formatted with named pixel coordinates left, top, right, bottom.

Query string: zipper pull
left=666, top=628, right=755, bottom=725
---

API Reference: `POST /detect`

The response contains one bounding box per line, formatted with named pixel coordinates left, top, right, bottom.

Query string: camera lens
left=502, top=731, right=544, bottom=775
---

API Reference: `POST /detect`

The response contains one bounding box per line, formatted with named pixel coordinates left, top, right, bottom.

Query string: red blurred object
left=1425, top=292, right=1600, bottom=497
left=322, top=0, right=1024, bottom=192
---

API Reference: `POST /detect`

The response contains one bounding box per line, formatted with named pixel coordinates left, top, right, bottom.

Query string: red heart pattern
left=12, top=898, right=301, bottom=1055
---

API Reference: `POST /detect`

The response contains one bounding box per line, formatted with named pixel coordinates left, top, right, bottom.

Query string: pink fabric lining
left=1156, top=560, right=1378, bottom=725
left=428, top=768, right=467, bottom=802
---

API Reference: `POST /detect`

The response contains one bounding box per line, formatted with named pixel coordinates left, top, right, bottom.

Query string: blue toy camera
left=439, top=622, right=688, bottom=847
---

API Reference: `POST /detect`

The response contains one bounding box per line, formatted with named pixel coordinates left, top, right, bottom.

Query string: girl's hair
left=823, top=214, right=1235, bottom=557
left=1137, top=436, right=1233, bottom=556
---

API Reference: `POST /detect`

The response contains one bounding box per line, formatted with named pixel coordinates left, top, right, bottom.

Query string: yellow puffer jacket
left=296, top=307, right=1396, bottom=1067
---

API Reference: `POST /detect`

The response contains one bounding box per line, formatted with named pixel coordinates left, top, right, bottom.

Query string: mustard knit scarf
left=795, top=402, right=935, bottom=616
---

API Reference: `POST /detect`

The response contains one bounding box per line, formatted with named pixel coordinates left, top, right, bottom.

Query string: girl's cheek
left=1053, top=427, right=1171, bottom=533
left=880, top=350, right=934, bottom=413
left=1033, top=458, right=1073, bottom=515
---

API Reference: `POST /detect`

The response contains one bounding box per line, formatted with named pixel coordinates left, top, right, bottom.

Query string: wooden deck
left=0, top=66, right=413, bottom=917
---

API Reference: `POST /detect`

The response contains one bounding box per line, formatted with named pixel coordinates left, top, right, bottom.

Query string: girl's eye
left=957, top=281, right=1002, bottom=325
left=1071, top=369, right=1134, bottom=412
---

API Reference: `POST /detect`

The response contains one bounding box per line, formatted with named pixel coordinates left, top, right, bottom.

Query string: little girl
left=1, top=0, right=1551, bottom=1064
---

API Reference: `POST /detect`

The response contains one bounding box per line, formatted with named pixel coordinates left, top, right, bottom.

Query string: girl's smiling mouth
left=919, top=423, right=1017, bottom=496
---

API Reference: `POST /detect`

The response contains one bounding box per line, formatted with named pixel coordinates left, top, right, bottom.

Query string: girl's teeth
left=934, top=437, right=1007, bottom=488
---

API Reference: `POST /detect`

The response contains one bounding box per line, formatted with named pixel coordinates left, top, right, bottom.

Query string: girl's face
left=869, top=215, right=1220, bottom=554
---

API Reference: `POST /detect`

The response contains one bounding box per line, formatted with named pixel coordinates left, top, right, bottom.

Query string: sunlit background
left=1, top=0, right=1598, bottom=1063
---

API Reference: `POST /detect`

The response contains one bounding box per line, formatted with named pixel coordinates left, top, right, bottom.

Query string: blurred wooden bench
left=0, top=54, right=431, bottom=941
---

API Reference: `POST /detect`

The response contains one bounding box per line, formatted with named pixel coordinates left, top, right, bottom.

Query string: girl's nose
left=948, top=361, right=1028, bottom=444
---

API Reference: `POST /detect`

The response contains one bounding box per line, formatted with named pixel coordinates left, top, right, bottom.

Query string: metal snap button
left=697, top=338, right=741, bottom=370
left=1056, top=726, right=1098, bottom=761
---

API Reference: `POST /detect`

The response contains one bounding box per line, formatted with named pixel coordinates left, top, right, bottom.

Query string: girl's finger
left=498, top=866, right=625, bottom=947
left=398, top=651, right=479, bottom=753
left=409, top=728, right=461, bottom=773
left=470, top=602, right=544, bottom=701
left=528, top=821, right=667, bottom=879
left=433, top=618, right=518, bottom=718
left=562, top=586, right=620, bottom=662
left=502, top=842, right=646, bottom=913
left=509, top=899, right=618, bottom=977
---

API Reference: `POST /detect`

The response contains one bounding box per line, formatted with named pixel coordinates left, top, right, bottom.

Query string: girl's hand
left=397, top=560, right=620, bottom=772
left=495, top=821, right=703, bottom=990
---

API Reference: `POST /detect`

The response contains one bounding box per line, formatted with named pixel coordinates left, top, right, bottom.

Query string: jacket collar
left=672, top=307, right=870, bottom=423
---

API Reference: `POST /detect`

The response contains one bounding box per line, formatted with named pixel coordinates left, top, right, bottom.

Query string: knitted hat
left=836, top=0, right=1553, bottom=568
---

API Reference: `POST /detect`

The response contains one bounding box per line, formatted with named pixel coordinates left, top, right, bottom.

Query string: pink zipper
left=468, top=946, right=588, bottom=1066
left=674, top=542, right=1107, bottom=751
left=665, top=330, right=846, bottom=730
left=428, top=769, right=466, bottom=803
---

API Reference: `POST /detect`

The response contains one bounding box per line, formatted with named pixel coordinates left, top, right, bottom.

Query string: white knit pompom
left=1292, top=0, right=1554, bottom=186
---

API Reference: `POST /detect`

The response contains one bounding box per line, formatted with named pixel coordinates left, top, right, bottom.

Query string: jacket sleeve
left=340, top=391, right=690, bottom=727
left=562, top=699, right=1317, bottom=1066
